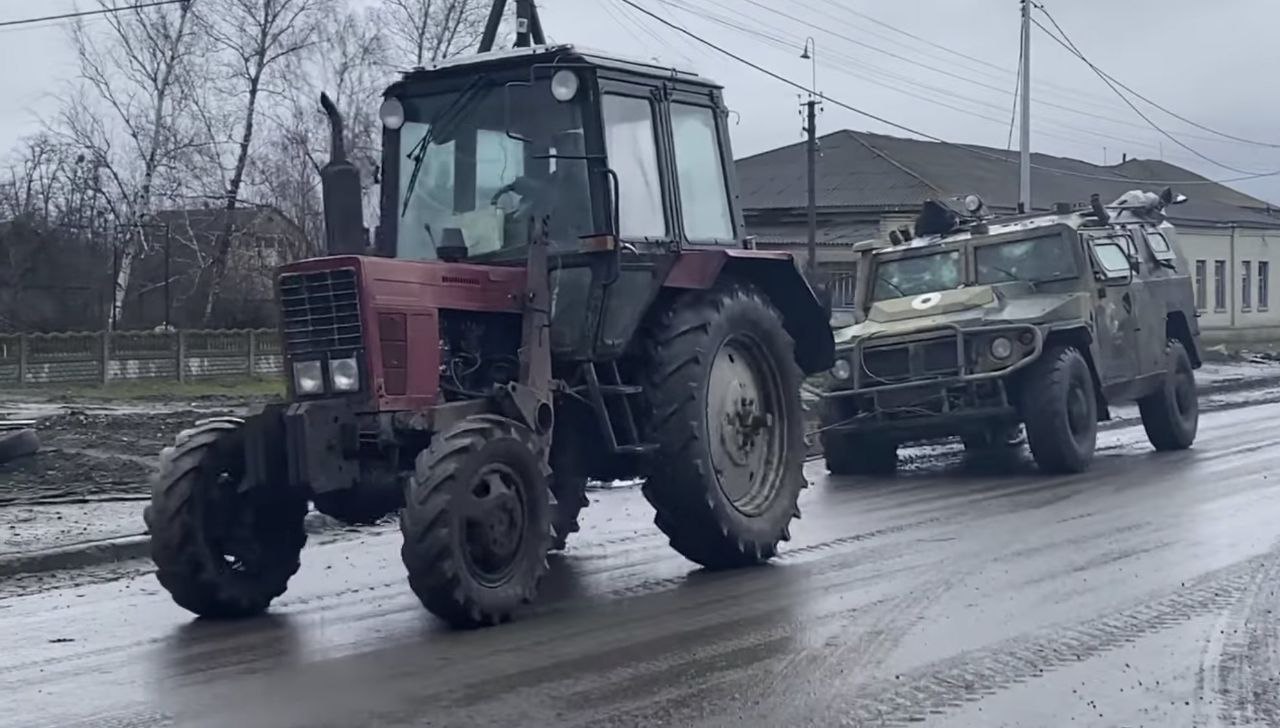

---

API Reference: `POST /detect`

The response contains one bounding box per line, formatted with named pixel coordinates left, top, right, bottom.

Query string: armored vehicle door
left=1128, top=227, right=1178, bottom=379
left=1086, top=232, right=1142, bottom=389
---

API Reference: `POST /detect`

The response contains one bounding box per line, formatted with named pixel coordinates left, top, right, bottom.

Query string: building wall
left=1180, top=226, right=1280, bottom=342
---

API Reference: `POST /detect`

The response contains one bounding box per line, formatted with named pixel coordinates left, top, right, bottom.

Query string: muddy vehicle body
left=144, top=31, right=833, bottom=627
left=819, top=190, right=1201, bottom=475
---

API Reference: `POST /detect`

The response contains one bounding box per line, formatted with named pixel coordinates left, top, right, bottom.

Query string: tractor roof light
left=380, top=97, right=405, bottom=130
left=551, top=69, right=580, bottom=102
left=963, top=194, right=985, bottom=215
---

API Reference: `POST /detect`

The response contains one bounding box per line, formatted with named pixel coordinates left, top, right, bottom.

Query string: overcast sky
left=4, top=0, right=1279, bottom=203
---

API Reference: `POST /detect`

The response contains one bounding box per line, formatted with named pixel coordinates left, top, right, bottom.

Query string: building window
left=1214, top=260, right=1228, bottom=311
left=1241, top=260, right=1252, bottom=311
left=1194, top=260, right=1206, bottom=310
left=1261, top=261, right=1271, bottom=310
left=601, top=94, right=666, bottom=239
left=670, top=103, right=735, bottom=241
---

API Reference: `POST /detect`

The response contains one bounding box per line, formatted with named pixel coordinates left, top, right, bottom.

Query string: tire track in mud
left=1196, top=553, right=1280, bottom=727
left=827, top=552, right=1273, bottom=727
left=575, top=549, right=1274, bottom=728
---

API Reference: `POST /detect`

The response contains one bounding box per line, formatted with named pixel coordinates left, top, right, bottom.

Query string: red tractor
left=144, top=6, right=833, bottom=628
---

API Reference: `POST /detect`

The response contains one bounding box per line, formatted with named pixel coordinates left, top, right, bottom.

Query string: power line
left=613, top=0, right=1280, bottom=186
left=1033, top=6, right=1280, bottom=150
left=0, top=0, right=187, bottom=29
left=681, top=0, right=1245, bottom=150
left=655, top=0, right=1169, bottom=155
left=1033, top=7, right=1268, bottom=176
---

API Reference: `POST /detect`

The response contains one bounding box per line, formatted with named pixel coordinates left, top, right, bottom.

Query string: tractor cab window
left=670, top=103, right=734, bottom=242
left=396, top=78, right=594, bottom=261
left=601, top=94, right=665, bottom=239
left=871, top=250, right=962, bottom=302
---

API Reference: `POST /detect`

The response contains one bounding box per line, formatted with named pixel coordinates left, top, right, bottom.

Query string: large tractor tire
left=641, top=282, right=806, bottom=569
left=1020, top=345, right=1098, bottom=474
left=1138, top=338, right=1199, bottom=451
left=144, top=419, right=308, bottom=619
left=400, top=415, right=553, bottom=628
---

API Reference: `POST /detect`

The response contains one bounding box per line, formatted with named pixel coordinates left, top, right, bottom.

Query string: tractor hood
left=834, top=285, right=1090, bottom=346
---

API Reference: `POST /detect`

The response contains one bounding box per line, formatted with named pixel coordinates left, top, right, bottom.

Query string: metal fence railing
left=0, top=329, right=282, bottom=386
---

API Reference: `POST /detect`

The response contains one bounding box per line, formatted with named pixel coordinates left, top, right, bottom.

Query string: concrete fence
left=0, top=329, right=282, bottom=386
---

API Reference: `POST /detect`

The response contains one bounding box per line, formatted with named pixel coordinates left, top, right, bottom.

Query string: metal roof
left=401, top=44, right=711, bottom=86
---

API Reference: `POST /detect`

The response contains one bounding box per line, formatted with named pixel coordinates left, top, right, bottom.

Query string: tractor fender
left=664, top=250, right=835, bottom=375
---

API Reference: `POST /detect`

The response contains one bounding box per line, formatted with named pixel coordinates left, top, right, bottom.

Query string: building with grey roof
left=737, top=130, right=1280, bottom=342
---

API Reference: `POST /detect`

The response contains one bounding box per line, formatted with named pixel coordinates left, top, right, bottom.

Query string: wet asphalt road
left=2, top=403, right=1279, bottom=728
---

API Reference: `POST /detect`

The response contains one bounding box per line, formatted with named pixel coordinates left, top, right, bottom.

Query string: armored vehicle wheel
left=400, top=415, right=553, bottom=628
left=641, top=282, right=805, bottom=569
left=821, top=432, right=898, bottom=476
left=549, top=473, right=588, bottom=552
left=1020, top=345, right=1097, bottom=474
left=1138, top=339, right=1198, bottom=451
left=144, top=419, right=308, bottom=619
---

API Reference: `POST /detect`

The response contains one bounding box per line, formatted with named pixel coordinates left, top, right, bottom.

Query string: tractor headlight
left=379, top=97, right=405, bottom=130
left=329, top=356, right=360, bottom=393
left=831, top=358, right=852, bottom=381
left=989, top=336, right=1014, bottom=360
left=551, top=69, right=580, bottom=102
left=293, top=360, right=324, bottom=395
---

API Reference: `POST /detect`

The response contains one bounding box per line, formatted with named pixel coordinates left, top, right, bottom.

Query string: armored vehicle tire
left=821, top=433, right=898, bottom=476
left=400, top=415, right=553, bottom=628
left=1020, top=345, right=1098, bottom=474
left=144, top=419, right=308, bottom=619
left=1138, top=339, right=1198, bottom=451
left=549, top=473, right=588, bottom=552
left=641, top=282, right=806, bottom=569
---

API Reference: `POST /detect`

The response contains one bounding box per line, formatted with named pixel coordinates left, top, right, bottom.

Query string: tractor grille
left=861, top=338, right=964, bottom=384
left=279, top=268, right=363, bottom=355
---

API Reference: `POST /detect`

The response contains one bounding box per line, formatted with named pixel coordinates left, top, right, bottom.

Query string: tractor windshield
left=395, top=78, right=593, bottom=260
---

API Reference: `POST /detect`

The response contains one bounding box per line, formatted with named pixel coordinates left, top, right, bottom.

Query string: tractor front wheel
left=144, top=419, right=308, bottom=619
left=641, top=282, right=806, bottom=569
left=400, top=415, right=553, bottom=628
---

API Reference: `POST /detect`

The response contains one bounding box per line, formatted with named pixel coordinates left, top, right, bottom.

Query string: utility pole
left=1018, top=0, right=1032, bottom=213
left=801, top=38, right=819, bottom=279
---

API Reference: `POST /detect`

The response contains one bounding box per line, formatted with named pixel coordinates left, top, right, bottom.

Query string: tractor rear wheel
left=400, top=415, right=553, bottom=628
left=641, top=282, right=806, bottom=569
left=144, top=419, right=308, bottom=618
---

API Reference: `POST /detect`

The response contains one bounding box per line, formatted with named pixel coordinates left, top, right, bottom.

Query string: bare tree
left=196, top=0, right=326, bottom=324
left=59, top=0, right=202, bottom=329
left=252, top=4, right=389, bottom=261
left=377, top=0, right=490, bottom=68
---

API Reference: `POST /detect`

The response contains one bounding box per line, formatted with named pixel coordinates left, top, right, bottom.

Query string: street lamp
left=800, top=37, right=817, bottom=97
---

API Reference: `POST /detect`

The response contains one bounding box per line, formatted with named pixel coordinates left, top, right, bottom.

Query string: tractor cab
left=363, top=44, right=745, bottom=361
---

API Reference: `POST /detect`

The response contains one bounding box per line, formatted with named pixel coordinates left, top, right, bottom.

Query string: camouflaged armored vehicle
left=819, top=189, right=1201, bottom=475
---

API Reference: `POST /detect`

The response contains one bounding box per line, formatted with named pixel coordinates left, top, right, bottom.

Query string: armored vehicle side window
left=871, top=250, right=962, bottom=301
left=670, top=103, right=735, bottom=242
left=602, top=94, right=666, bottom=239
left=1091, top=239, right=1132, bottom=280
left=1146, top=231, right=1171, bottom=254
left=975, top=233, right=1078, bottom=286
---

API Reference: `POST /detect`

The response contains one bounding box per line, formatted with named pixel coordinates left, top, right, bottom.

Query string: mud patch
left=0, top=409, right=235, bottom=503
